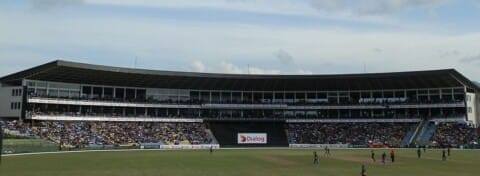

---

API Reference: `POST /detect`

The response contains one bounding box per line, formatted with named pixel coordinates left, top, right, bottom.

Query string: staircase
left=286, top=130, right=295, bottom=144
left=405, top=120, right=425, bottom=147
left=412, top=120, right=436, bottom=146
left=417, top=122, right=436, bottom=145
left=401, top=127, right=416, bottom=147
left=205, top=129, right=219, bottom=144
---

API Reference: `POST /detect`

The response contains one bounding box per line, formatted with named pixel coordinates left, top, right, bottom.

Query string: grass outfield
left=1, top=149, right=479, bottom=176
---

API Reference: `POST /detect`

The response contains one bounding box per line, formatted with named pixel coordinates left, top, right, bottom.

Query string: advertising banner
left=237, top=133, right=267, bottom=144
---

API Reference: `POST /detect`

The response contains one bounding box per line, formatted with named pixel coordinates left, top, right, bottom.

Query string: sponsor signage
left=237, top=133, right=267, bottom=144
left=289, top=144, right=349, bottom=148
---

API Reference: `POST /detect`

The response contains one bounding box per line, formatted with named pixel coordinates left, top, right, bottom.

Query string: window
left=27, top=81, right=35, bottom=87
left=11, top=89, right=22, bottom=96
left=11, top=102, right=21, bottom=110
left=468, top=107, right=472, bottom=113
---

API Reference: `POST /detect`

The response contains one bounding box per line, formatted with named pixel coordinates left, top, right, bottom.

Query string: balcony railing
left=28, top=96, right=465, bottom=109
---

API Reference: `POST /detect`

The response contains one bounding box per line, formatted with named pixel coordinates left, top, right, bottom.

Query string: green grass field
left=1, top=149, right=479, bottom=176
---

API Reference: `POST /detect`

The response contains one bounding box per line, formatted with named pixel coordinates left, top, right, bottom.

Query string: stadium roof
left=1, top=60, right=479, bottom=91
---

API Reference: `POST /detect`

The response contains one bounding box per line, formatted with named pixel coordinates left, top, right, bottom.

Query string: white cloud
left=188, top=60, right=310, bottom=75
left=439, top=50, right=460, bottom=58
left=86, top=0, right=446, bottom=16
left=187, top=60, right=281, bottom=74
left=296, top=69, right=313, bottom=74
left=459, top=54, right=480, bottom=64
left=210, top=61, right=280, bottom=74
left=86, top=0, right=312, bottom=16
left=247, top=67, right=281, bottom=74
left=29, top=0, right=84, bottom=11
left=218, top=61, right=244, bottom=74
left=273, top=49, right=295, bottom=65
left=82, top=0, right=403, bottom=24
left=190, top=60, right=206, bottom=72
left=1, top=8, right=480, bottom=79
left=308, top=0, right=445, bottom=15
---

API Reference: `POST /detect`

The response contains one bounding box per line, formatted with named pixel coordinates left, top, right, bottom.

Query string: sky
left=1, top=0, right=480, bottom=82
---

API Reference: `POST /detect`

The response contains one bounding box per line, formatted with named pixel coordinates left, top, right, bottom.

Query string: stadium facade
left=1, top=60, right=479, bottom=147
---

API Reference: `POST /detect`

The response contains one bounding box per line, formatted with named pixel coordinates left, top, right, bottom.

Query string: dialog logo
left=240, top=135, right=247, bottom=143
left=237, top=133, right=267, bottom=144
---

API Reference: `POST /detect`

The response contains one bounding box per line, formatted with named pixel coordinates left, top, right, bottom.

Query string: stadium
left=1, top=60, right=480, bottom=175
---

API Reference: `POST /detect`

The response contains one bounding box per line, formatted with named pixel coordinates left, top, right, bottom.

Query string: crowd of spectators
left=1, top=120, right=214, bottom=148
left=4, top=120, right=479, bottom=149
left=287, top=123, right=414, bottom=147
left=0, top=120, right=35, bottom=137
left=36, top=121, right=213, bottom=147
left=431, top=123, right=478, bottom=147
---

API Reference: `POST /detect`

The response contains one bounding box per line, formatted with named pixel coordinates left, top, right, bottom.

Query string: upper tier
left=1, top=60, right=478, bottom=91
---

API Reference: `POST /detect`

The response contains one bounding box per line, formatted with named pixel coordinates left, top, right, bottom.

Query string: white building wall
left=0, top=85, right=23, bottom=119
left=476, top=93, right=480, bottom=127
left=465, top=92, right=477, bottom=126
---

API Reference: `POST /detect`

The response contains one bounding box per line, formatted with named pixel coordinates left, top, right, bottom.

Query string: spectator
left=287, top=122, right=413, bottom=147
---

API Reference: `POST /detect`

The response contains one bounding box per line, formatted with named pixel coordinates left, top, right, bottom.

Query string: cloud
left=29, top=0, right=84, bottom=11
left=296, top=69, right=313, bottom=74
left=272, top=49, right=313, bottom=74
left=79, top=0, right=412, bottom=25
left=187, top=60, right=281, bottom=74
left=218, top=62, right=280, bottom=74
left=307, top=0, right=445, bottom=15
left=87, top=0, right=309, bottom=16
left=218, top=62, right=243, bottom=74
left=439, top=50, right=460, bottom=58
left=373, top=48, right=383, bottom=53
left=248, top=67, right=281, bottom=74
left=273, top=49, right=295, bottom=65
left=190, top=60, right=206, bottom=72
left=459, top=54, right=480, bottom=63
left=1, top=8, right=480, bottom=79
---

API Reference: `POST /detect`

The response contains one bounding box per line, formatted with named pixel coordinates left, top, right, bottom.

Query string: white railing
left=28, top=97, right=201, bottom=109
left=28, top=97, right=464, bottom=110
left=286, top=118, right=422, bottom=123
left=388, top=103, right=465, bottom=108
left=429, top=117, right=468, bottom=123
left=289, top=144, right=349, bottom=148
left=29, top=115, right=203, bottom=122
left=202, top=103, right=288, bottom=109
left=287, top=105, right=385, bottom=110
left=158, top=144, right=220, bottom=149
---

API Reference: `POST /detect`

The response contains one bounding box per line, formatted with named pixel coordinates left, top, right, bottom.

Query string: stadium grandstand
left=1, top=60, right=479, bottom=150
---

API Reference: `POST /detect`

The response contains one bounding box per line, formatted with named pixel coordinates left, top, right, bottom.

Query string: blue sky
left=1, top=0, right=480, bottom=81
